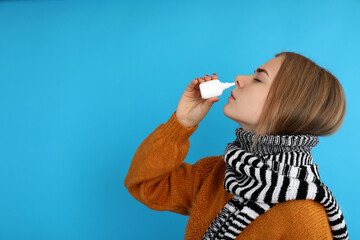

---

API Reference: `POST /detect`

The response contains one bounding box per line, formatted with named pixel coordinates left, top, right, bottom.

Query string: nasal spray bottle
left=199, top=79, right=235, bottom=99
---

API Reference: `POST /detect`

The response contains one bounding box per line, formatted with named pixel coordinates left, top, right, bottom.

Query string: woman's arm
left=124, top=110, right=218, bottom=215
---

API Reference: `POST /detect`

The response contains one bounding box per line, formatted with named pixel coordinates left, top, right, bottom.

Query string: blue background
left=0, top=0, right=359, bottom=239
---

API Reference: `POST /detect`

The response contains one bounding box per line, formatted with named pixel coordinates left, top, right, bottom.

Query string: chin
left=223, top=104, right=231, bottom=118
left=223, top=105, right=249, bottom=127
left=223, top=104, right=238, bottom=122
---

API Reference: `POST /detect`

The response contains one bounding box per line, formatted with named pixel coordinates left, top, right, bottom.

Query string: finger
left=192, top=78, right=203, bottom=90
left=190, top=78, right=198, bottom=86
left=204, top=74, right=211, bottom=80
left=198, top=77, right=206, bottom=83
left=211, top=73, right=217, bottom=80
left=188, top=78, right=200, bottom=90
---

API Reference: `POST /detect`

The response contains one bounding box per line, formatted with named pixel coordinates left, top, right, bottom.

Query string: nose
left=235, top=76, right=246, bottom=88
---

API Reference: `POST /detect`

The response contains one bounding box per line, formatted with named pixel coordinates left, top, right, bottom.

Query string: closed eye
left=254, top=78, right=261, bottom=82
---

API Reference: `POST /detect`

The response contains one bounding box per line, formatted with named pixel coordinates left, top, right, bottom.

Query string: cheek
left=236, top=92, right=264, bottom=111
left=234, top=91, right=267, bottom=118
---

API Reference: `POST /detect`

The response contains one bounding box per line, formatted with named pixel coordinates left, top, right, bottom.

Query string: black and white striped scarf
left=202, top=128, right=349, bottom=240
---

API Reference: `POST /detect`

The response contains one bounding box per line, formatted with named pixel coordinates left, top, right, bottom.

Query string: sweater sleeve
left=124, top=110, right=218, bottom=216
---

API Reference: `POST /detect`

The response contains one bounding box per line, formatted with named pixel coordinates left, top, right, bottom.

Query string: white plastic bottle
left=199, top=79, right=235, bottom=99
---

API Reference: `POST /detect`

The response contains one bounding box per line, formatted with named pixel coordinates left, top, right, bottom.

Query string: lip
left=231, top=91, right=236, bottom=100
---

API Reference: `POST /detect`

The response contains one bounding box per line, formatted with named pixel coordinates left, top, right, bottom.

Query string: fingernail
left=212, top=99, right=219, bottom=103
left=213, top=73, right=217, bottom=75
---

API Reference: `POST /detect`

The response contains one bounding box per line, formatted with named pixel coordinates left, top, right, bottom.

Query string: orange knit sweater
left=124, top=111, right=333, bottom=239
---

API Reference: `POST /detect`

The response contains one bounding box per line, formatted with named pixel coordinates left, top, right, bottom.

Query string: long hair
left=252, top=51, right=346, bottom=148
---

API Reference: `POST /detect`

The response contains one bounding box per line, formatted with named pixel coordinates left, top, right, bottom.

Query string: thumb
left=201, top=97, right=219, bottom=114
left=206, top=97, right=220, bottom=106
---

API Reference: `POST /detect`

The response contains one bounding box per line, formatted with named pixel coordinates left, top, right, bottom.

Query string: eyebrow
left=254, top=68, right=269, bottom=77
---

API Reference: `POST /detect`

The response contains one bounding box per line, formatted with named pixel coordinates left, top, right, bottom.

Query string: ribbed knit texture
left=203, top=128, right=349, bottom=240
left=125, top=111, right=336, bottom=239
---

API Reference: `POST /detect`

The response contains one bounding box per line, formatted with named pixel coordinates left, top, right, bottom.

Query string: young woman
left=124, top=51, right=349, bottom=240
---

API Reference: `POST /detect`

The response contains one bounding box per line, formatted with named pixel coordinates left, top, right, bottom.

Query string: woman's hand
left=175, top=73, right=220, bottom=128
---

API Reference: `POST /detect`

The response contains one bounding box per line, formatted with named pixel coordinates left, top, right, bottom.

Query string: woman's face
left=223, top=56, right=284, bottom=133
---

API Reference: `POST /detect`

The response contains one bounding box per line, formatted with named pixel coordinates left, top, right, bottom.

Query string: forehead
left=259, top=56, right=284, bottom=78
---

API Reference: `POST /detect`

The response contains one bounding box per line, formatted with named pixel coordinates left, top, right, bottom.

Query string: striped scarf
left=202, top=128, right=349, bottom=240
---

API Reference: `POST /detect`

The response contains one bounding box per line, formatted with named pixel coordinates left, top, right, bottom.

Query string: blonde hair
left=252, top=51, right=346, bottom=147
